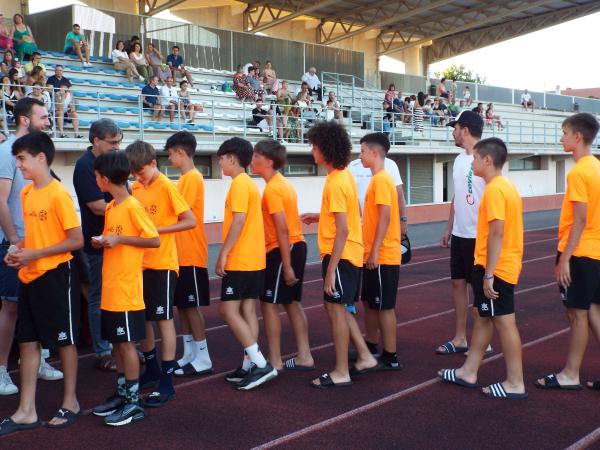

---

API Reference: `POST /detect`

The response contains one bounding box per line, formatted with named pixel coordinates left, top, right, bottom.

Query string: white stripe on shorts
left=166, top=270, right=171, bottom=320
left=67, top=261, right=74, bottom=345
left=125, top=311, right=131, bottom=341
left=192, top=267, right=200, bottom=307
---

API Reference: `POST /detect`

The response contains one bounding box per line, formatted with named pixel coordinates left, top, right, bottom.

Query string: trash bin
left=429, top=84, right=436, bottom=96
left=573, top=102, right=579, bottom=112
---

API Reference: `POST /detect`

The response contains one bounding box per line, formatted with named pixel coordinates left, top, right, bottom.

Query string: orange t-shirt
left=558, top=155, right=600, bottom=260
left=19, top=180, right=80, bottom=283
left=175, top=169, right=208, bottom=268
left=101, top=196, right=159, bottom=312
left=131, top=172, right=190, bottom=272
left=474, top=176, right=523, bottom=285
left=222, top=173, right=265, bottom=271
left=363, top=170, right=401, bottom=265
left=318, top=168, right=363, bottom=268
left=262, top=172, right=305, bottom=252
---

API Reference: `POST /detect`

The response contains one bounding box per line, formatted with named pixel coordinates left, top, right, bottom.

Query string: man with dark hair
left=64, top=24, right=91, bottom=67
left=142, top=77, right=162, bottom=122
left=166, top=46, right=193, bottom=86
left=536, top=113, right=600, bottom=391
left=0, top=98, right=62, bottom=397
left=439, top=137, right=527, bottom=399
left=73, top=118, right=122, bottom=372
left=124, top=36, right=140, bottom=54
left=23, top=52, right=45, bottom=75
left=437, top=110, right=492, bottom=357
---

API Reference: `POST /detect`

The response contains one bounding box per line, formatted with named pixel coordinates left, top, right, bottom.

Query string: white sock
left=241, top=351, right=253, bottom=371
left=177, top=335, right=194, bottom=366
left=245, top=343, right=267, bottom=369
left=41, top=348, right=50, bottom=359
left=189, top=339, right=212, bottom=371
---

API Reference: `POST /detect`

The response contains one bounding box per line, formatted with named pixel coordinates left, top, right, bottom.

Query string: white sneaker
left=138, top=75, right=145, bottom=81
left=38, top=358, right=64, bottom=381
left=0, top=367, right=18, bottom=395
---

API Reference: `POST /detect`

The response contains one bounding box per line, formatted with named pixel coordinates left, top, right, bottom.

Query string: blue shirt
left=73, top=148, right=112, bottom=254
left=142, top=85, right=160, bottom=105
left=0, top=135, right=25, bottom=241
left=167, top=54, right=183, bottom=68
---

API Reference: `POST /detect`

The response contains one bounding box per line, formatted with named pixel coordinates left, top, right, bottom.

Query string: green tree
left=434, top=63, right=486, bottom=84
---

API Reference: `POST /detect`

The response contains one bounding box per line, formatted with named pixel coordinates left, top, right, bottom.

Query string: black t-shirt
left=73, top=148, right=112, bottom=254
left=46, top=75, right=71, bottom=91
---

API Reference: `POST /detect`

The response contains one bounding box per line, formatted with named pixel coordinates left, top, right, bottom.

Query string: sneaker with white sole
left=236, top=363, right=278, bottom=391
left=0, top=367, right=18, bottom=396
left=38, top=358, right=64, bottom=381
left=104, top=402, right=145, bottom=427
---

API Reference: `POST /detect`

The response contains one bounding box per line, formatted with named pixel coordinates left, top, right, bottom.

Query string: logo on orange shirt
left=145, top=204, right=158, bottom=215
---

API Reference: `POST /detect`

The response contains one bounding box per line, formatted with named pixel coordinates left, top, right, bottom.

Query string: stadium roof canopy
left=143, top=0, right=600, bottom=63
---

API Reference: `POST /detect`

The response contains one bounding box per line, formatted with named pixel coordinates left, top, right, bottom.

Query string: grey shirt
left=0, top=135, right=26, bottom=241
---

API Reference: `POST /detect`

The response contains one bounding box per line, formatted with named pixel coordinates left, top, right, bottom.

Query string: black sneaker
left=92, top=394, right=125, bottom=417
left=237, top=363, right=278, bottom=391
left=225, top=366, right=249, bottom=384
left=104, top=403, right=145, bottom=427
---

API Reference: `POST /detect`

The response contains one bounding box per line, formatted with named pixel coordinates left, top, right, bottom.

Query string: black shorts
left=174, top=266, right=210, bottom=308
left=472, top=265, right=515, bottom=317
left=17, top=261, right=80, bottom=348
left=321, top=255, right=361, bottom=305
left=261, top=241, right=307, bottom=304
left=557, top=252, right=600, bottom=310
left=361, top=264, right=400, bottom=310
left=101, top=309, right=146, bottom=343
left=221, top=270, right=265, bottom=301
left=450, top=235, right=476, bottom=283
left=0, top=240, right=19, bottom=301
left=143, top=269, right=176, bottom=321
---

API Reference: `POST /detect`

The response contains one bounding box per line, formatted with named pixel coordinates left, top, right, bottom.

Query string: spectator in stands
left=276, top=80, right=293, bottom=130
left=129, top=42, right=150, bottom=82
left=55, top=78, right=82, bottom=138
left=296, top=82, right=313, bottom=103
left=12, top=60, right=25, bottom=82
left=262, top=60, right=279, bottom=94
left=24, top=66, right=45, bottom=96
left=326, top=91, right=343, bottom=121
left=145, top=42, right=171, bottom=83
left=142, top=76, right=163, bottom=122
left=413, top=91, right=425, bottom=133
left=521, top=89, right=534, bottom=111
left=232, top=64, right=254, bottom=102
left=250, top=99, right=272, bottom=133
left=423, top=97, right=433, bottom=122
left=111, top=40, right=144, bottom=83
left=243, top=59, right=259, bottom=75
left=23, top=52, right=45, bottom=75
left=247, top=66, right=265, bottom=101
left=432, top=98, right=446, bottom=126
left=64, top=23, right=91, bottom=67
left=402, top=96, right=412, bottom=124
left=10, top=13, right=38, bottom=61
left=485, top=102, right=504, bottom=130
left=46, top=64, right=69, bottom=92
left=178, top=80, right=202, bottom=124
left=27, top=82, right=51, bottom=111
left=167, top=46, right=194, bottom=86
left=301, top=66, right=322, bottom=101
left=1, top=76, right=17, bottom=120
left=385, top=83, right=396, bottom=103
left=0, top=13, right=13, bottom=51
left=7, top=68, right=23, bottom=98
left=287, top=101, right=301, bottom=142
left=160, top=76, right=179, bottom=123
left=472, top=102, right=484, bottom=118
left=436, top=77, right=449, bottom=100
left=463, top=85, right=472, bottom=106
left=1, top=49, right=14, bottom=76
left=458, top=99, right=465, bottom=113
left=123, top=35, right=140, bottom=54
left=447, top=97, right=460, bottom=118
left=450, top=78, right=458, bottom=99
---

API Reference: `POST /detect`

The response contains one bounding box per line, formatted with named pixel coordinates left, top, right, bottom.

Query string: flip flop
left=483, top=382, right=528, bottom=399
left=587, top=380, right=600, bottom=391
left=284, top=358, right=316, bottom=372
left=438, top=369, right=481, bottom=388
left=435, top=341, right=468, bottom=355
left=45, top=408, right=81, bottom=429
left=143, top=391, right=175, bottom=408
left=310, top=373, right=353, bottom=389
left=174, top=362, right=213, bottom=377
left=349, top=364, right=381, bottom=376
left=0, top=418, right=41, bottom=436
left=534, top=373, right=583, bottom=390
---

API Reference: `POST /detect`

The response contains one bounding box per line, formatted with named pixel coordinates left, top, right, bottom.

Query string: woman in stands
left=178, top=80, right=203, bottom=124
left=0, top=13, right=13, bottom=51
left=413, top=91, right=425, bottom=133
left=232, top=64, right=254, bottom=102
left=287, top=101, right=302, bottom=143
left=1, top=75, right=18, bottom=120
left=7, top=68, right=23, bottom=98
left=262, top=60, right=279, bottom=94
left=10, top=13, right=38, bottom=61
left=145, top=42, right=171, bottom=83
left=24, top=65, right=45, bottom=96
left=112, top=40, right=144, bottom=83
left=128, top=42, right=150, bottom=82
left=27, top=81, right=51, bottom=110
left=485, top=103, right=504, bottom=131
left=1, top=49, right=14, bottom=76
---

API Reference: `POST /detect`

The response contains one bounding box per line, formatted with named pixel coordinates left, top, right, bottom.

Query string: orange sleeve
left=373, top=177, right=393, bottom=206
left=484, top=187, right=506, bottom=223
left=54, top=191, right=80, bottom=230
left=167, top=181, right=191, bottom=216
left=265, top=186, right=284, bottom=215
left=131, top=203, right=159, bottom=238
left=230, top=180, right=250, bottom=214
left=566, top=170, right=588, bottom=203
left=327, top=181, right=348, bottom=213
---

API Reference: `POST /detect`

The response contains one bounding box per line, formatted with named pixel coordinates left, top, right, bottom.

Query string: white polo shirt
left=348, top=157, right=403, bottom=213
left=451, top=152, right=485, bottom=238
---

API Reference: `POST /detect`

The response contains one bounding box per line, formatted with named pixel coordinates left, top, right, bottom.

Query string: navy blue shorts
left=0, top=240, right=19, bottom=301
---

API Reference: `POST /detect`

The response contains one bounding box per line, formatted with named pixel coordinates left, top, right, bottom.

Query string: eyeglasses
left=100, top=137, right=122, bottom=146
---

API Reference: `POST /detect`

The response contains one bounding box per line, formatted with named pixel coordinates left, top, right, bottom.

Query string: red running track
left=2, top=228, right=600, bottom=450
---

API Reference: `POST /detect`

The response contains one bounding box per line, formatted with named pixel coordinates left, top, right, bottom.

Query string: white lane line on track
left=250, top=324, right=569, bottom=450
left=565, top=426, right=600, bottom=450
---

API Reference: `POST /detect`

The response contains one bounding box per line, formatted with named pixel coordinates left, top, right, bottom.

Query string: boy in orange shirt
left=1, top=132, right=83, bottom=436
left=359, top=133, right=402, bottom=371
left=438, top=137, right=527, bottom=399
left=90, top=152, right=160, bottom=426
left=165, top=132, right=213, bottom=377
left=125, top=141, right=195, bottom=406
left=250, top=139, right=314, bottom=371
left=301, top=121, right=378, bottom=388
left=535, top=113, right=600, bottom=391
left=216, top=137, right=277, bottom=390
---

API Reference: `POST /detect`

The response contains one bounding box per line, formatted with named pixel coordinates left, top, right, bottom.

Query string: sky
left=30, top=1, right=600, bottom=92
